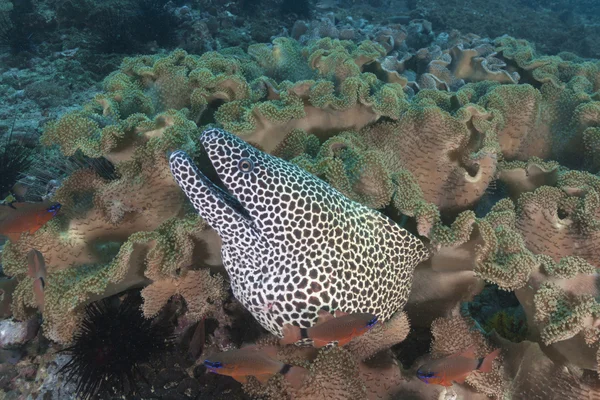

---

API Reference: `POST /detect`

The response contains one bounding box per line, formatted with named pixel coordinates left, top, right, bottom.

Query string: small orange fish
left=417, top=346, right=501, bottom=387
left=204, top=346, right=307, bottom=388
left=0, top=202, right=61, bottom=242
left=27, top=249, right=47, bottom=312
left=280, top=310, right=378, bottom=348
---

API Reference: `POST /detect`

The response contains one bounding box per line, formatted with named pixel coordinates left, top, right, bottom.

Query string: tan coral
left=293, top=131, right=395, bottom=209
left=25, top=237, right=152, bottom=343
left=512, top=181, right=600, bottom=369
left=346, top=311, right=411, bottom=361
left=3, top=111, right=210, bottom=343
left=407, top=261, right=485, bottom=328
left=407, top=201, right=538, bottom=325
left=498, top=158, right=560, bottom=200
left=479, top=84, right=552, bottom=161
left=494, top=335, right=600, bottom=400
left=217, top=75, right=409, bottom=154
left=359, top=101, right=499, bottom=213
left=425, top=200, right=535, bottom=288
left=394, top=315, right=505, bottom=400
left=406, top=212, right=486, bottom=325
left=447, top=45, right=519, bottom=85
left=141, top=268, right=227, bottom=321
left=358, top=351, right=405, bottom=400
left=429, top=315, right=506, bottom=399
left=3, top=158, right=186, bottom=276
left=422, top=45, right=519, bottom=93
left=516, top=185, right=600, bottom=269
left=295, top=347, right=366, bottom=399
left=242, top=311, right=414, bottom=399
left=515, top=257, right=600, bottom=371
left=144, top=217, right=223, bottom=280
left=243, top=346, right=366, bottom=400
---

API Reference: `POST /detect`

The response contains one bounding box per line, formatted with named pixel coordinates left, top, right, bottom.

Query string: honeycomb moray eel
left=169, top=128, right=431, bottom=338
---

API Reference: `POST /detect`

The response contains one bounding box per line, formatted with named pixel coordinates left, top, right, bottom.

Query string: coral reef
left=1, top=1, right=600, bottom=397
left=410, top=0, right=600, bottom=58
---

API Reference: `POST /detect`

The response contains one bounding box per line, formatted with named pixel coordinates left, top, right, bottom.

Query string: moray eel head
left=170, top=127, right=307, bottom=236
left=169, top=128, right=270, bottom=232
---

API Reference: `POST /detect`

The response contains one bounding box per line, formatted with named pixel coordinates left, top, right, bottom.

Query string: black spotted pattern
left=169, top=128, right=430, bottom=338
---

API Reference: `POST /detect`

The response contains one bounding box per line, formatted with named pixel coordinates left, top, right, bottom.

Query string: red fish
left=417, top=346, right=501, bottom=387
left=280, top=310, right=379, bottom=348
left=0, top=202, right=61, bottom=242
left=27, top=249, right=47, bottom=312
left=204, top=346, right=307, bottom=388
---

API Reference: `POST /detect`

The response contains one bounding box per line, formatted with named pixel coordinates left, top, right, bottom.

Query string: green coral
left=293, top=131, right=394, bottom=209
left=42, top=112, right=103, bottom=158
left=534, top=282, right=600, bottom=345
left=9, top=33, right=600, bottom=364
left=537, top=254, right=597, bottom=279
left=483, top=309, right=528, bottom=343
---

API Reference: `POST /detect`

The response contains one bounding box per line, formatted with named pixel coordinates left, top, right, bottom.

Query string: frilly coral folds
left=3, top=31, right=600, bottom=399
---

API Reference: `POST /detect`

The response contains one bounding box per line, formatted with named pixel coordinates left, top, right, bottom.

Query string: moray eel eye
left=238, top=158, right=254, bottom=173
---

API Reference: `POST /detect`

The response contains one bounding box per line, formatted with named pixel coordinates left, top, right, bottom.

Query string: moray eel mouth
left=169, top=132, right=256, bottom=225
left=190, top=145, right=253, bottom=221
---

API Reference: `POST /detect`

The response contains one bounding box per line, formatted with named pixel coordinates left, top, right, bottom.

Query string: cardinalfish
left=204, top=346, right=307, bottom=388
left=417, top=346, right=501, bottom=387
left=27, top=249, right=47, bottom=312
left=0, top=201, right=61, bottom=242
left=280, top=310, right=379, bottom=348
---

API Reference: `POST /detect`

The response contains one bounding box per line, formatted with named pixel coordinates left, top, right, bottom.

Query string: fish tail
left=5, top=233, right=21, bottom=243
left=478, top=348, right=501, bottom=373
left=282, top=365, right=307, bottom=390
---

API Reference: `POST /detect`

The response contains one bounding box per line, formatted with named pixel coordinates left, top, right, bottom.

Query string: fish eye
left=238, top=158, right=254, bottom=173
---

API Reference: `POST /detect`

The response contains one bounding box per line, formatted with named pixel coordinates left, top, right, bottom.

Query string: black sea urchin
left=59, top=294, right=174, bottom=400
left=0, top=118, right=33, bottom=198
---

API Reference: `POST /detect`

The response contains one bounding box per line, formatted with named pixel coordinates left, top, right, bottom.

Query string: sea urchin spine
left=59, top=293, right=174, bottom=399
